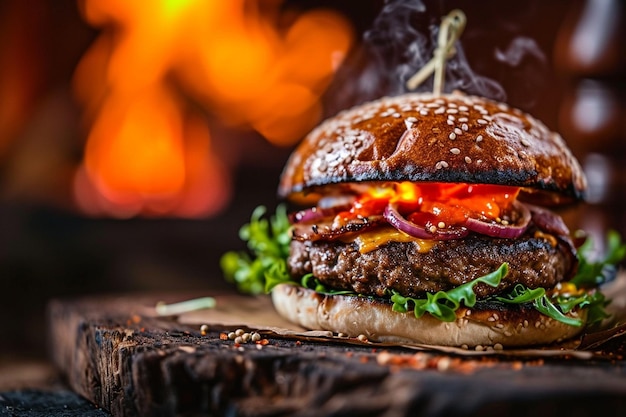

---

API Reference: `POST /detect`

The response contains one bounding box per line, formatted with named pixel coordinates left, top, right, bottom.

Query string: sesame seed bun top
left=278, top=92, right=587, bottom=206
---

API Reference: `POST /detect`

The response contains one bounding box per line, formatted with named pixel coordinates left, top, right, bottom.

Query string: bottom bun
left=271, top=283, right=586, bottom=347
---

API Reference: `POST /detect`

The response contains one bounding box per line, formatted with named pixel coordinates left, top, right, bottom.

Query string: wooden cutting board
left=47, top=292, right=626, bottom=417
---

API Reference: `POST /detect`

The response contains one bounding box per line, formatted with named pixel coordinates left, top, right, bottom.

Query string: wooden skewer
left=406, top=9, right=466, bottom=95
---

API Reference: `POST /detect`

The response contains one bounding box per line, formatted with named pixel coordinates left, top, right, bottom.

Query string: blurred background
left=0, top=0, right=624, bottom=361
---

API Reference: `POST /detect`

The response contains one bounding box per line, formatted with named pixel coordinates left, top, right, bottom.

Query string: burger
left=223, top=91, right=612, bottom=348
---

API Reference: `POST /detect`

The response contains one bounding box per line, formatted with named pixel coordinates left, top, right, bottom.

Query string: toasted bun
left=278, top=92, right=586, bottom=205
left=271, top=283, right=586, bottom=347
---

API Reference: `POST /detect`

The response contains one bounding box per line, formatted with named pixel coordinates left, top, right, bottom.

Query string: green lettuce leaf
left=494, top=283, right=609, bottom=327
left=220, top=205, right=292, bottom=295
left=300, top=273, right=357, bottom=295
left=391, top=263, right=509, bottom=322
left=571, top=230, right=626, bottom=288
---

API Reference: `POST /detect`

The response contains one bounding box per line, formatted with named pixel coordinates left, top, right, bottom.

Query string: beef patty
left=287, top=229, right=576, bottom=299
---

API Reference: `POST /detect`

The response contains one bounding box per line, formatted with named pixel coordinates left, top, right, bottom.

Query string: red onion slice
left=290, top=204, right=351, bottom=224
left=291, top=215, right=385, bottom=241
left=525, top=203, right=570, bottom=237
left=383, top=204, right=469, bottom=240
left=464, top=201, right=531, bottom=239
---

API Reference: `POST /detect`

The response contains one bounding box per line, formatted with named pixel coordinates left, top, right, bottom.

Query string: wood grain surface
left=47, top=293, right=626, bottom=417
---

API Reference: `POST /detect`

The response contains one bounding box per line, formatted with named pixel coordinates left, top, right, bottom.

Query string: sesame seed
left=476, top=135, right=483, bottom=142
left=440, top=161, right=449, bottom=168
left=437, top=357, right=451, bottom=371
left=435, top=107, right=445, bottom=114
left=475, top=345, right=484, bottom=352
left=426, top=103, right=440, bottom=108
left=504, top=331, right=513, bottom=337
left=437, top=221, right=446, bottom=228
left=447, top=114, right=456, bottom=120
left=406, top=116, right=417, bottom=123
left=447, top=119, right=454, bottom=125
left=446, top=108, right=459, bottom=114
left=448, top=102, right=458, bottom=108
left=464, top=156, right=472, bottom=163
left=458, top=105, right=469, bottom=111
left=449, top=132, right=457, bottom=140
left=454, top=127, right=463, bottom=135
left=392, top=112, right=401, bottom=118
left=357, top=334, right=368, bottom=342
left=429, top=225, right=438, bottom=233
left=450, top=147, right=460, bottom=154
left=420, top=110, right=428, bottom=115
left=494, top=343, right=503, bottom=350
left=477, top=119, right=488, bottom=125
left=458, top=117, right=468, bottom=122
left=521, top=139, right=531, bottom=146
left=435, top=161, right=443, bottom=170
left=461, top=123, right=469, bottom=131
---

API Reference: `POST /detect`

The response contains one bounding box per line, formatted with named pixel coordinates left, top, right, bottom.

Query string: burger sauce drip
left=335, top=182, right=521, bottom=230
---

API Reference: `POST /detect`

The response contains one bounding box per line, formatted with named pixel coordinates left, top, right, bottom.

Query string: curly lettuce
left=220, top=205, right=292, bottom=294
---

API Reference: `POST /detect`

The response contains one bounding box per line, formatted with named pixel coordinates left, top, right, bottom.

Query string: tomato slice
left=333, top=182, right=520, bottom=229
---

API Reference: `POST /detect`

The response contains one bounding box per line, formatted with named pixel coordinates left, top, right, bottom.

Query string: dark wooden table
left=46, top=292, right=626, bottom=417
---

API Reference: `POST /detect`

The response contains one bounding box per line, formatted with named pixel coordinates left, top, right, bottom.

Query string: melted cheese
left=344, top=227, right=437, bottom=254
left=534, top=230, right=557, bottom=247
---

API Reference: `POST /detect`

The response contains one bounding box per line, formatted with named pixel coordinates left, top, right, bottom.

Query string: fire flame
left=73, top=0, right=353, bottom=217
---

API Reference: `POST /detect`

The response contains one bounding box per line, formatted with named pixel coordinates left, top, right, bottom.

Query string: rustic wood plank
left=47, top=293, right=626, bottom=417
left=0, top=389, right=111, bottom=417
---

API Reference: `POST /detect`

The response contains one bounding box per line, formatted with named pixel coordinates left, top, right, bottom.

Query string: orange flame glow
left=73, top=0, right=353, bottom=217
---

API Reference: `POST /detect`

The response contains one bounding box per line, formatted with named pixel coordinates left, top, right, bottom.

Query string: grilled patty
left=287, top=228, right=576, bottom=299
